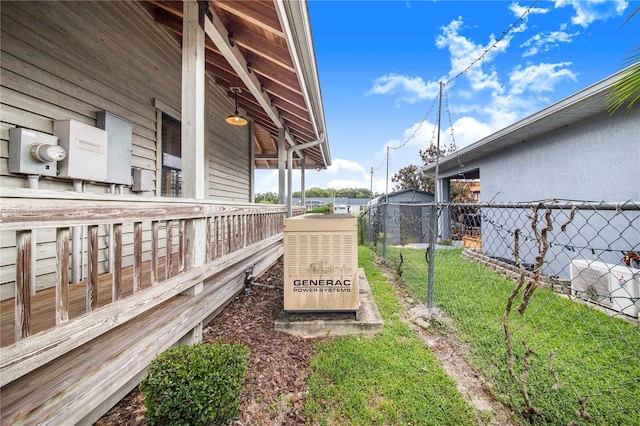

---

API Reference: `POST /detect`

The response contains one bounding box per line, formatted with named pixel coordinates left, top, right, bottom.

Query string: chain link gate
left=360, top=200, right=639, bottom=425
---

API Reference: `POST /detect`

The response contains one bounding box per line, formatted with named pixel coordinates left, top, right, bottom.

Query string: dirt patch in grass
left=375, top=258, right=519, bottom=426
left=404, top=303, right=519, bottom=426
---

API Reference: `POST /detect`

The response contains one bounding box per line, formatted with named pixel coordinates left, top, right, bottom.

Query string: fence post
left=426, top=203, right=437, bottom=308
left=367, top=206, right=372, bottom=245
left=382, top=201, right=388, bottom=260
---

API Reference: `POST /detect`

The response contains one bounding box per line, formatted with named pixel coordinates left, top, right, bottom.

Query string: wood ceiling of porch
left=147, top=0, right=325, bottom=170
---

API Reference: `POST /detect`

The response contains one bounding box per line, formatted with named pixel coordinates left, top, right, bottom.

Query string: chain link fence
left=359, top=200, right=639, bottom=425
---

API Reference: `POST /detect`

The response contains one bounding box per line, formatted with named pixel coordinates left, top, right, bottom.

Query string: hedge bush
left=140, top=341, right=248, bottom=426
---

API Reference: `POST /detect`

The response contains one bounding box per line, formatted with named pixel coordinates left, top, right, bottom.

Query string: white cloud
left=400, top=118, right=438, bottom=149
left=254, top=169, right=279, bottom=194
left=520, top=25, right=579, bottom=57
left=367, top=73, right=440, bottom=105
left=327, top=158, right=367, bottom=175
left=509, top=62, right=578, bottom=95
left=444, top=116, right=495, bottom=148
left=518, top=1, right=627, bottom=57
left=509, top=2, right=551, bottom=20
left=554, top=0, right=628, bottom=27
left=436, top=17, right=508, bottom=94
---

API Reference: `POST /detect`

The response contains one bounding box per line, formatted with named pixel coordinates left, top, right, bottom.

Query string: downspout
left=287, top=132, right=325, bottom=217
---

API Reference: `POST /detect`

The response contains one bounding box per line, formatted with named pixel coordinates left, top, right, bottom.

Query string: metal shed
left=367, top=188, right=435, bottom=245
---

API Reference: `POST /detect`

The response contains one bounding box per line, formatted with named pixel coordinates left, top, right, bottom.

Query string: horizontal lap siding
left=0, top=2, right=250, bottom=299
left=207, top=80, right=252, bottom=202
left=0, top=1, right=181, bottom=192
left=0, top=1, right=181, bottom=299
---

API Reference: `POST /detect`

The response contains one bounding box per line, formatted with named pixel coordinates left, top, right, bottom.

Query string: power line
left=446, top=0, right=540, bottom=85
left=374, top=0, right=540, bottom=187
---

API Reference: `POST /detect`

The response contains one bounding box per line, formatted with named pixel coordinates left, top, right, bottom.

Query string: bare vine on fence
left=519, top=206, right=553, bottom=315
left=503, top=204, right=577, bottom=424
left=503, top=227, right=542, bottom=424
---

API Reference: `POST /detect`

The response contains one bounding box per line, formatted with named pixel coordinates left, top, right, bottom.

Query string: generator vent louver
left=287, top=233, right=354, bottom=277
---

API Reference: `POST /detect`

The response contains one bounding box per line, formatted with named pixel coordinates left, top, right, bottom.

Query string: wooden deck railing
left=0, top=188, right=303, bottom=424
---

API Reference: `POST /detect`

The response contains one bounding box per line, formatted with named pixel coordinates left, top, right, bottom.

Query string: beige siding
left=207, top=79, right=252, bottom=202
left=0, top=1, right=181, bottom=194
left=0, top=1, right=252, bottom=298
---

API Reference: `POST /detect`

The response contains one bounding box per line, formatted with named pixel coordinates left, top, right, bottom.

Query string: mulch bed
left=95, top=260, right=321, bottom=425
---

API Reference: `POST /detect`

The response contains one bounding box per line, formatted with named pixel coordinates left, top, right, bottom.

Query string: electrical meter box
left=8, top=128, right=62, bottom=177
left=283, top=214, right=359, bottom=316
left=54, top=119, right=108, bottom=182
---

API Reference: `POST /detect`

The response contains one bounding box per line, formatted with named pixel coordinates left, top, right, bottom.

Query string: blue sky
left=255, top=0, right=639, bottom=195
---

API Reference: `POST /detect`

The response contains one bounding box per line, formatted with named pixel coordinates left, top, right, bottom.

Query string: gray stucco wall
left=480, top=111, right=639, bottom=203
left=439, top=109, right=639, bottom=280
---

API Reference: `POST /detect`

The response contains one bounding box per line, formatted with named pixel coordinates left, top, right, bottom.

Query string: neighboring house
left=0, top=1, right=330, bottom=424
left=468, top=179, right=481, bottom=202
left=365, top=188, right=435, bottom=245
left=421, top=67, right=639, bottom=278
left=293, top=197, right=370, bottom=214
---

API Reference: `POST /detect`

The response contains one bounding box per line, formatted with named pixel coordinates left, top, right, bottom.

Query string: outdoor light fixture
left=225, top=87, right=248, bottom=126
left=315, top=162, right=322, bottom=172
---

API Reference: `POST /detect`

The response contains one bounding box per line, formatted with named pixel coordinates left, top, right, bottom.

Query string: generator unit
left=283, top=214, right=359, bottom=318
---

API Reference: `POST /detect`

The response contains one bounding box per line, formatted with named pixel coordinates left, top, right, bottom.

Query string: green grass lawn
left=383, top=246, right=640, bottom=426
left=303, top=247, right=478, bottom=426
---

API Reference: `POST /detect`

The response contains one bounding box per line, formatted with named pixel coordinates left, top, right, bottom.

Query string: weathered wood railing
left=0, top=188, right=303, bottom=424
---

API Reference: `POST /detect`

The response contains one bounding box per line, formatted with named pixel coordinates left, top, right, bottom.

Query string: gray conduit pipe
left=287, top=132, right=325, bottom=217
left=106, top=184, right=116, bottom=274
left=27, top=175, right=39, bottom=294
left=71, top=180, right=84, bottom=283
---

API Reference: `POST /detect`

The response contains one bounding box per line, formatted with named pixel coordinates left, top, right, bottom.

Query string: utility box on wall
left=8, top=128, right=64, bottom=177
left=97, top=111, right=132, bottom=185
left=283, top=214, right=359, bottom=316
left=54, top=119, right=108, bottom=182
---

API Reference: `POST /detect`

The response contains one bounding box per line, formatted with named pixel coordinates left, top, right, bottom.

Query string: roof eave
left=274, top=0, right=331, bottom=167
left=420, top=66, right=633, bottom=176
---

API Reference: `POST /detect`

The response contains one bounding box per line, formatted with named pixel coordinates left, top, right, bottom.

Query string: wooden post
left=112, top=223, right=122, bottom=301
left=179, top=217, right=206, bottom=345
left=15, top=230, right=32, bottom=341
left=133, top=222, right=142, bottom=293
left=181, top=0, right=206, bottom=200
left=151, top=221, right=159, bottom=285
left=249, top=123, right=255, bottom=203
left=227, top=216, right=232, bottom=253
left=56, top=228, right=70, bottom=324
left=87, top=225, right=99, bottom=312
left=300, top=156, right=306, bottom=207
left=166, top=221, right=173, bottom=279
left=180, top=0, right=207, bottom=344
left=179, top=219, right=185, bottom=274
left=278, top=127, right=286, bottom=204
left=206, top=217, right=212, bottom=262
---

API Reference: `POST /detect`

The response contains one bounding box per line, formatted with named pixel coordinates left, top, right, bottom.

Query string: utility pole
left=369, top=167, right=373, bottom=244
left=427, top=81, right=444, bottom=309
left=435, top=81, right=443, bottom=204
left=383, top=146, right=390, bottom=259
left=385, top=145, right=390, bottom=196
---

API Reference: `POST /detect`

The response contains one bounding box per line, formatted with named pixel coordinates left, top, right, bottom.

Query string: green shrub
left=307, top=205, right=330, bottom=214
left=140, top=341, right=248, bottom=426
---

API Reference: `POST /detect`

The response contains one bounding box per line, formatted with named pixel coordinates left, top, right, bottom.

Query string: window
left=161, top=113, right=181, bottom=197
